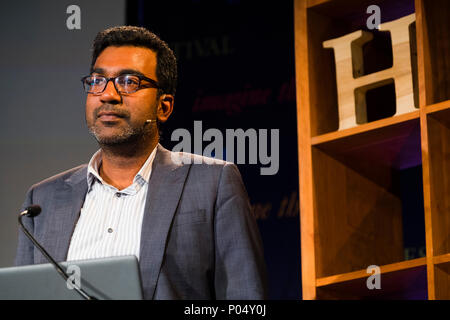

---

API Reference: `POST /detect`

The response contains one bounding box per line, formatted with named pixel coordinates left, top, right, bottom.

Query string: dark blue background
left=127, top=0, right=301, bottom=299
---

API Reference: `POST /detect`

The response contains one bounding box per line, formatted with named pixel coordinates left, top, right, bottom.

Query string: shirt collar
left=86, top=145, right=158, bottom=192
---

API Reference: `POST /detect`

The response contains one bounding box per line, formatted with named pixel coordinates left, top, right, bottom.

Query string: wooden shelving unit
left=294, top=0, right=450, bottom=299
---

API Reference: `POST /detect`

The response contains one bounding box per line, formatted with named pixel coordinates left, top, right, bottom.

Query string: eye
left=118, top=75, right=139, bottom=86
left=88, top=76, right=104, bottom=86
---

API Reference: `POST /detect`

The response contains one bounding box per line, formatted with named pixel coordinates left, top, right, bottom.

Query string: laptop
left=0, top=255, right=143, bottom=300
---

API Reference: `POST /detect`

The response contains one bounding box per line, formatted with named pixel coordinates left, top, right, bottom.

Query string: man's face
left=85, top=46, right=160, bottom=146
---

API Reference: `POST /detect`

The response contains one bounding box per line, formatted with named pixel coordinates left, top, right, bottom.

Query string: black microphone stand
left=18, top=212, right=97, bottom=300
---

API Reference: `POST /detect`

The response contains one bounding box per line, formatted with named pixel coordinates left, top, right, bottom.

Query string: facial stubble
left=87, top=105, right=157, bottom=147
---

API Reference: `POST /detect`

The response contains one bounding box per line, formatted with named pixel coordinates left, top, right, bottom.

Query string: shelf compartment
left=433, top=261, right=450, bottom=299
left=306, top=0, right=416, bottom=136
left=313, top=116, right=421, bottom=180
left=311, top=120, right=424, bottom=278
left=316, top=258, right=427, bottom=299
left=426, top=109, right=450, bottom=257
left=416, top=0, right=450, bottom=106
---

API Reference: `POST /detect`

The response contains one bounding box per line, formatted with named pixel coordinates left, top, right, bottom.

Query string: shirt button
left=115, top=193, right=121, bottom=198
left=108, top=228, right=113, bottom=233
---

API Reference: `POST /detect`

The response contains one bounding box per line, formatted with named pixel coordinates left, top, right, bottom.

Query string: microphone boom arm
left=18, top=212, right=96, bottom=300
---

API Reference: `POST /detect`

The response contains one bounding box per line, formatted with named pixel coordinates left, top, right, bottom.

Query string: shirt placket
left=105, top=188, right=125, bottom=256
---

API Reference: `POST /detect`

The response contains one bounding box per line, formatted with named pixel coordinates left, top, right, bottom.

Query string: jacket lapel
left=139, top=144, right=191, bottom=299
left=38, top=166, right=88, bottom=264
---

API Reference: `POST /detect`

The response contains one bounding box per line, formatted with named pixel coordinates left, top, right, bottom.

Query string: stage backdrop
left=0, top=1, right=125, bottom=267
left=127, top=0, right=301, bottom=299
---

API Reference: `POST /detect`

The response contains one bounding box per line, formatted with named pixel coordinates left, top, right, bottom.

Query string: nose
left=100, top=79, right=121, bottom=104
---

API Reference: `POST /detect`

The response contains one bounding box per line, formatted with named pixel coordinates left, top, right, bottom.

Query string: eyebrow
left=91, top=68, right=148, bottom=78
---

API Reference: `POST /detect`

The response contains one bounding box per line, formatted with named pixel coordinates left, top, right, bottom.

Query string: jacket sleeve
left=214, top=163, right=268, bottom=299
left=14, top=187, right=35, bottom=266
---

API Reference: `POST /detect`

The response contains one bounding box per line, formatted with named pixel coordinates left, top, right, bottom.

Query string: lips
left=97, top=112, right=124, bottom=121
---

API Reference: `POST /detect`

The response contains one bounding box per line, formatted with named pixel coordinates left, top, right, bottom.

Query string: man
left=15, top=26, right=267, bottom=299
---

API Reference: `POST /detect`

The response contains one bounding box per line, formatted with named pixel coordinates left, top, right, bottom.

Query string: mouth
left=97, top=112, right=125, bottom=121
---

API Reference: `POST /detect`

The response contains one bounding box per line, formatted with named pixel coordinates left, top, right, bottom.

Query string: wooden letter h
left=323, top=14, right=416, bottom=130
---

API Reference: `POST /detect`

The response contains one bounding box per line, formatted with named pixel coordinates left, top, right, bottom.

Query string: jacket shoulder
left=29, top=164, right=88, bottom=191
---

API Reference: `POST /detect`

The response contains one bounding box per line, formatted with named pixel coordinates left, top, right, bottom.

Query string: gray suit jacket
left=15, top=144, right=267, bottom=299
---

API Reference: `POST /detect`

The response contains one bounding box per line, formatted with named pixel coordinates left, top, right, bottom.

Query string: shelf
left=433, top=253, right=450, bottom=266
left=311, top=110, right=419, bottom=146
left=317, top=257, right=426, bottom=286
left=316, top=258, right=427, bottom=299
left=307, top=0, right=415, bottom=23
left=426, top=100, right=450, bottom=131
left=307, top=0, right=330, bottom=8
left=425, top=100, right=450, bottom=115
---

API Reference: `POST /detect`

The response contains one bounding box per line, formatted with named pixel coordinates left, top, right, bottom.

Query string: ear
left=156, top=94, right=174, bottom=123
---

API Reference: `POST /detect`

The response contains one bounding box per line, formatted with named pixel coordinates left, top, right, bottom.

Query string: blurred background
left=0, top=0, right=301, bottom=299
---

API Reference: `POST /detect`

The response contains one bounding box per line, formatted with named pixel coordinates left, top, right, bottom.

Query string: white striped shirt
left=66, top=147, right=157, bottom=262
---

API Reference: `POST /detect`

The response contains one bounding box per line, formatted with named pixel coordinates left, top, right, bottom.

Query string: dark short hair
left=90, top=26, right=177, bottom=97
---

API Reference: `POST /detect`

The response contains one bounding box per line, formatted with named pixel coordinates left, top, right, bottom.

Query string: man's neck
left=98, top=139, right=158, bottom=191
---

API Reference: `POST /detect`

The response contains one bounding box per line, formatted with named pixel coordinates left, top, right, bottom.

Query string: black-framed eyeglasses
left=81, top=74, right=159, bottom=94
